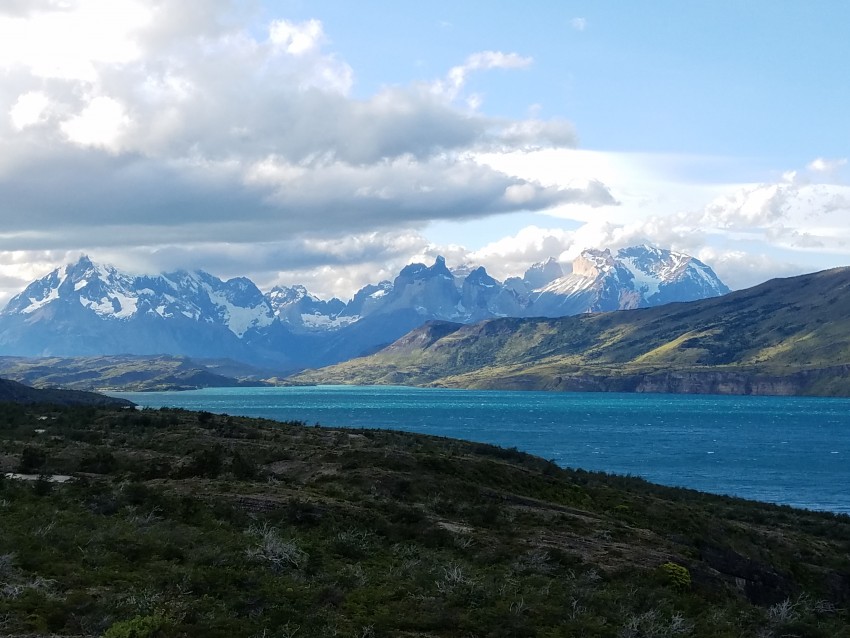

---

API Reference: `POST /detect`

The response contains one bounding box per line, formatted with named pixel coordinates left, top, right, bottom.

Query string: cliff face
left=469, top=367, right=850, bottom=396
left=634, top=371, right=802, bottom=395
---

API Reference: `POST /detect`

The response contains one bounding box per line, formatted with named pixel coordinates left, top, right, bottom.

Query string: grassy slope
left=291, top=267, right=850, bottom=395
left=0, top=404, right=848, bottom=637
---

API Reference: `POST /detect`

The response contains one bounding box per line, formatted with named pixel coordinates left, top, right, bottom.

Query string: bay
left=110, top=386, right=850, bottom=514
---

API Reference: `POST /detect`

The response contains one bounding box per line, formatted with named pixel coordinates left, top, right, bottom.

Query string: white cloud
left=495, top=119, right=577, bottom=149
left=60, top=96, right=130, bottom=150
left=466, top=225, right=574, bottom=280
left=2, top=2, right=845, bottom=307
left=437, top=50, right=533, bottom=101
left=9, top=91, right=49, bottom=130
left=700, top=179, right=850, bottom=238
left=692, top=248, right=810, bottom=291
left=0, top=0, right=149, bottom=81
left=0, top=2, right=606, bottom=258
left=269, top=18, right=325, bottom=56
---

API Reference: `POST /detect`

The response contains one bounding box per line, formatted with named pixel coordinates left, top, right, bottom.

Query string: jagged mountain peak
left=523, top=257, right=564, bottom=290
left=1, top=258, right=275, bottom=338
left=268, top=284, right=312, bottom=305
left=0, top=246, right=730, bottom=369
left=397, top=256, right=453, bottom=282
left=63, top=255, right=125, bottom=285
left=67, top=253, right=96, bottom=274
left=464, top=266, right=497, bottom=286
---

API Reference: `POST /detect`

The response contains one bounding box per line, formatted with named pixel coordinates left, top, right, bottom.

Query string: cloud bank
left=0, top=1, right=847, bottom=306
left=0, top=0, right=612, bottom=258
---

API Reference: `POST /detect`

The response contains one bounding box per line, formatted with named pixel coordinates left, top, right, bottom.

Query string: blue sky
left=278, top=1, right=849, bottom=159
left=0, top=0, right=848, bottom=301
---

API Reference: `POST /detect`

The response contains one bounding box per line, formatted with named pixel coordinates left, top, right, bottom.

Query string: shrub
left=79, top=449, right=118, bottom=474
left=18, top=446, right=47, bottom=473
left=196, top=411, right=214, bottom=425
left=103, top=614, right=168, bottom=638
left=659, top=561, right=691, bottom=590
left=245, top=523, right=307, bottom=571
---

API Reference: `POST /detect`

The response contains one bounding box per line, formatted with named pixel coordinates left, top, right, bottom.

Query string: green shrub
left=103, top=614, right=168, bottom=638
left=659, top=561, right=691, bottom=590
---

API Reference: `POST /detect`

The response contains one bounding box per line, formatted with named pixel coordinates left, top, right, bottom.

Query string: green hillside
left=1, top=403, right=849, bottom=636
left=291, top=267, right=850, bottom=395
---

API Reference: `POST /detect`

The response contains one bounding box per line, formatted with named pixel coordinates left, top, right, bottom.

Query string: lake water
left=110, top=386, right=850, bottom=514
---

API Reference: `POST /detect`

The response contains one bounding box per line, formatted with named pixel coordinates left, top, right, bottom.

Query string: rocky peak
left=523, top=257, right=564, bottom=289
left=397, top=256, right=453, bottom=284
left=464, top=266, right=497, bottom=288
left=571, top=249, right=617, bottom=278
left=268, top=284, right=311, bottom=306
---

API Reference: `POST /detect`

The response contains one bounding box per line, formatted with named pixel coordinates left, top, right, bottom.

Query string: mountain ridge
left=289, top=266, right=850, bottom=396
left=0, top=245, right=730, bottom=372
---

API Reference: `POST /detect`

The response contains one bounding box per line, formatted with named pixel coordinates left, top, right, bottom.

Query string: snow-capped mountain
left=530, top=246, right=730, bottom=316
left=266, top=284, right=348, bottom=332
left=0, top=256, right=283, bottom=363
left=5, top=256, right=275, bottom=337
left=0, top=246, right=730, bottom=370
left=370, top=256, right=463, bottom=320
left=616, top=245, right=729, bottom=305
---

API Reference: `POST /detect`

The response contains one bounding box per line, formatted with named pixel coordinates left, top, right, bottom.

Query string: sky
left=1, top=0, right=849, bottom=304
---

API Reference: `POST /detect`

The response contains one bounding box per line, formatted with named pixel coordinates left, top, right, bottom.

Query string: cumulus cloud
left=0, top=1, right=614, bottom=303
left=60, top=96, right=131, bottom=150
left=0, top=0, right=605, bottom=271
left=698, top=177, right=850, bottom=247
left=570, top=17, right=587, bottom=31
left=468, top=226, right=574, bottom=280
left=269, top=18, right=325, bottom=56
left=5, top=3, right=843, bottom=307
left=0, top=0, right=148, bottom=81
left=453, top=153, right=850, bottom=295
left=692, top=248, right=812, bottom=291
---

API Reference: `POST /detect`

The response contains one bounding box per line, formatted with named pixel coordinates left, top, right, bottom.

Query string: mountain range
left=290, top=266, right=850, bottom=396
left=0, top=245, right=729, bottom=372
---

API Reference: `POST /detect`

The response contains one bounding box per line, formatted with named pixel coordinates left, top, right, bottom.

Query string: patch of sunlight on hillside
left=748, top=332, right=817, bottom=365
left=633, top=330, right=715, bottom=365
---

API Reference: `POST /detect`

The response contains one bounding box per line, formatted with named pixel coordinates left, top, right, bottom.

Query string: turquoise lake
left=110, top=386, right=850, bottom=514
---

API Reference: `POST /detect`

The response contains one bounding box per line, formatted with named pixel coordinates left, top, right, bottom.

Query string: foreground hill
left=291, top=267, right=850, bottom=396
left=0, top=377, right=134, bottom=407
left=0, top=354, right=273, bottom=392
left=0, top=404, right=848, bottom=636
